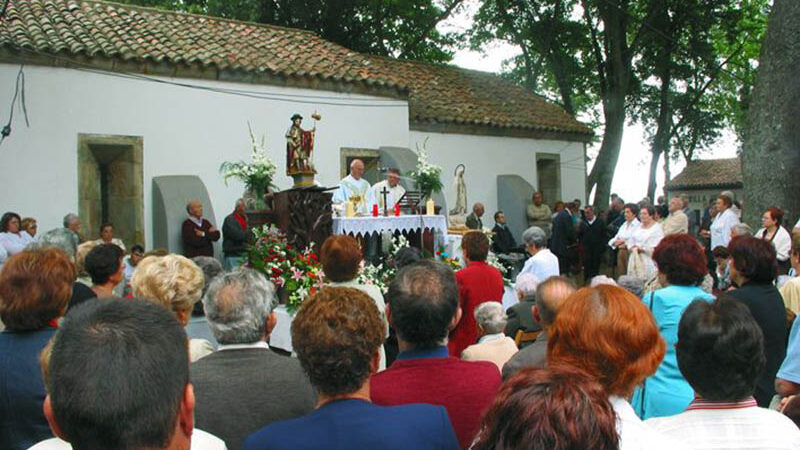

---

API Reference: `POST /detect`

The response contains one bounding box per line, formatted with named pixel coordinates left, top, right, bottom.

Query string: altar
left=332, top=214, right=447, bottom=237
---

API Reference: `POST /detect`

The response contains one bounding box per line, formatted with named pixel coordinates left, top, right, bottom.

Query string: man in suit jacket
left=222, top=198, right=251, bottom=269
left=502, top=276, right=576, bottom=379
left=580, top=206, right=607, bottom=282
left=549, top=202, right=577, bottom=274
left=193, top=269, right=315, bottom=450
left=505, top=273, right=542, bottom=344
left=371, top=260, right=501, bottom=448
left=182, top=200, right=220, bottom=258
left=491, top=211, right=518, bottom=254
left=245, top=287, right=459, bottom=450
left=466, top=202, right=485, bottom=230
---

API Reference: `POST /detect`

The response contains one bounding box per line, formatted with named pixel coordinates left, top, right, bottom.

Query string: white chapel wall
left=408, top=130, right=586, bottom=220
left=0, top=64, right=409, bottom=248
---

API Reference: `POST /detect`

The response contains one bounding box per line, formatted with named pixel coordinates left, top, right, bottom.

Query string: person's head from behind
left=514, top=273, right=539, bottom=301
left=730, top=223, right=753, bottom=238
left=712, top=246, right=730, bottom=270
left=84, top=243, right=124, bottom=287
left=291, top=287, right=383, bottom=398
left=653, top=234, right=707, bottom=287
left=391, top=246, right=421, bottom=270
left=131, top=254, right=204, bottom=325
left=0, top=248, right=75, bottom=331
left=522, top=226, right=547, bottom=255
left=534, top=276, right=577, bottom=328
left=203, top=268, right=277, bottom=345
left=728, top=235, right=777, bottom=285
left=614, top=275, right=643, bottom=298
left=191, top=256, right=224, bottom=315
left=321, top=234, right=362, bottom=282
left=462, top=230, right=489, bottom=262
left=474, top=302, right=506, bottom=337
left=676, top=296, right=765, bottom=402
left=387, top=259, right=459, bottom=350
left=42, top=298, right=192, bottom=450
left=471, top=365, right=618, bottom=450
left=548, top=285, right=665, bottom=397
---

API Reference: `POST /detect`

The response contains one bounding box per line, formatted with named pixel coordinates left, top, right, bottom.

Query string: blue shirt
left=778, top=316, right=800, bottom=383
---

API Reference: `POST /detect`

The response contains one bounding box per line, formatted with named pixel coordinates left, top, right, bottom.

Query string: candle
left=345, top=201, right=354, bottom=217
left=426, top=198, right=434, bottom=216
left=372, top=204, right=379, bottom=217
left=394, top=203, right=401, bottom=217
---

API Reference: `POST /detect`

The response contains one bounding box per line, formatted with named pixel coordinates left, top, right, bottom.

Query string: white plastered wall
left=0, top=64, right=409, bottom=247
left=409, top=130, right=586, bottom=217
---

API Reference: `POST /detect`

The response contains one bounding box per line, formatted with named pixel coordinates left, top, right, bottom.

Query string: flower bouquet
left=246, top=225, right=323, bottom=313
left=409, top=139, right=443, bottom=199
left=357, top=234, right=411, bottom=294
left=220, top=123, right=277, bottom=209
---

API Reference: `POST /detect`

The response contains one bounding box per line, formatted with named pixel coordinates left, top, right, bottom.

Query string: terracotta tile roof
left=0, top=0, right=591, bottom=138
left=665, top=157, right=742, bottom=190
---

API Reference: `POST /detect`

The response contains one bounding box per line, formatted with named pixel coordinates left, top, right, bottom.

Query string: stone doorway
left=78, top=134, right=144, bottom=248
left=340, top=148, right=380, bottom=185
left=536, top=153, right=562, bottom=205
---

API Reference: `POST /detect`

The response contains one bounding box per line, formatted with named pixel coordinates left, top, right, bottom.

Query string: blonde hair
left=131, top=254, right=204, bottom=315
left=75, top=241, right=100, bottom=277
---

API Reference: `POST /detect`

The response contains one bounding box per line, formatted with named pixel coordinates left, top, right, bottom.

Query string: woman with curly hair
left=631, top=234, right=714, bottom=419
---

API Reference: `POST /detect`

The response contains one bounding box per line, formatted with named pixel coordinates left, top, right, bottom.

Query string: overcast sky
left=442, top=0, right=739, bottom=204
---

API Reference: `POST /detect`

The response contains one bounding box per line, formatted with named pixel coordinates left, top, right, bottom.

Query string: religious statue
left=285, top=112, right=321, bottom=188
left=448, top=164, right=468, bottom=228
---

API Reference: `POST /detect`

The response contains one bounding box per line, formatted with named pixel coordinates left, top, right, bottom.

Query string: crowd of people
left=2, top=186, right=800, bottom=450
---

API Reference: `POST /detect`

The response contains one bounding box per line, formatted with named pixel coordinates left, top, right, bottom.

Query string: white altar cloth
left=332, top=214, right=447, bottom=236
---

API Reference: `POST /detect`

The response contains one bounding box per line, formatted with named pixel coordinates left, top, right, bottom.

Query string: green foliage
left=117, top=0, right=463, bottom=63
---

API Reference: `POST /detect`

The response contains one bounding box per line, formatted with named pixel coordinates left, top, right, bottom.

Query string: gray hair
left=28, top=228, right=78, bottom=260
left=522, top=226, right=547, bottom=248
left=474, top=302, right=507, bottom=335
left=514, top=273, right=539, bottom=298
left=202, top=268, right=277, bottom=345
left=617, top=275, right=645, bottom=299
left=192, top=256, right=224, bottom=296
left=590, top=275, right=617, bottom=287
left=235, top=198, right=246, bottom=208
left=63, top=213, right=79, bottom=228
left=731, top=223, right=753, bottom=237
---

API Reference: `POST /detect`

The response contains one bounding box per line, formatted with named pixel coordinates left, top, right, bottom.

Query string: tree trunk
left=648, top=71, right=672, bottom=201
left=589, top=90, right=626, bottom=209
left=741, top=0, right=800, bottom=228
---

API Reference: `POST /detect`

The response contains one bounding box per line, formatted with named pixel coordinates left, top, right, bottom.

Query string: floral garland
left=220, top=123, right=277, bottom=194
left=356, top=234, right=411, bottom=294
left=409, top=139, right=443, bottom=197
left=245, top=225, right=323, bottom=313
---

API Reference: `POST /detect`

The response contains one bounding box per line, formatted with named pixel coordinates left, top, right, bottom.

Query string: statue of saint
left=286, top=113, right=316, bottom=174
left=449, top=164, right=467, bottom=216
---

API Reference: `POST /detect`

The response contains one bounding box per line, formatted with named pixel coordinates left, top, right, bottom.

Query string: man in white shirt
left=517, top=226, right=559, bottom=283
left=646, top=297, right=800, bottom=449
left=332, top=159, right=371, bottom=214
left=367, top=168, right=406, bottom=214
left=33, top=298, right=227, bottom=450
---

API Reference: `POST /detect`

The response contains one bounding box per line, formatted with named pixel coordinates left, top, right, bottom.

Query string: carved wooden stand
left=272, top=188, right=333, bottom=255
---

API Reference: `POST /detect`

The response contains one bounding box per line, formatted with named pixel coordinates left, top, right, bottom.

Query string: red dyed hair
left=461, top=230, right=489, bottom=262
left=766, top=206, right=784, bottom=226
left=472, top=365, right=618, bottom=450
left=547, top=285, right=665, bottom=396
left=0, top=248, right=76, bottom=331
left=728, top=235, right=777, bottom=284
left=652, top=234, right=708, bottom=286
left=320, top=235, right=362, bottom=282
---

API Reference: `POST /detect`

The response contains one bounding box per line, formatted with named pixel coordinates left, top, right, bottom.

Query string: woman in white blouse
left=0, top=211, right=34, bottom=257
left=627, top=206, right=665, bottom=280
left=703, top=194, right=739, bottom=250
left=609, top=203, right=641, bottom=277
left=756, top=207, right=792, bottom=274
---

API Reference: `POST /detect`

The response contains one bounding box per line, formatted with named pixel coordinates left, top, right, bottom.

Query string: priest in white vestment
left=332, top=159, right=371, bottom=214
left=367, top=168, right=406, bottom=213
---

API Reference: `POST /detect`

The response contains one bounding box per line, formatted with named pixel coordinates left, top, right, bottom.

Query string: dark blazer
left=504, top=299, right=541, bottom=341
left=0, top=327, right=57, bottom=450
left=222, top=213, right=250, bottom=257
left=728, top=282, right=788, bottom=407
left=502, top=331, right=548, bottom=380
left=491, top=224, right=517, bottom=254
left=192, top=347, right=316, bottom=450
left=549, top=209, right=576, bottom=258
left=466, top=212, right=483, bottom=230
left=182, top=218, right=220, bottom=258
left=244, top=398, right=460, bottom=450
left=580, top=217, right=607, bottom=253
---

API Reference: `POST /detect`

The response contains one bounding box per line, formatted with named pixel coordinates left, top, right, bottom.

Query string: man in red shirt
left=371, top=259, right=502, bottom=448
left=448, top=231, right=505, bottom=357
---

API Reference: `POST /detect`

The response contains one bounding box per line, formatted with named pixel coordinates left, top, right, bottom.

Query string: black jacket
left=550, top=209, right=576, bottom=257
left=222, top=213, right=250, bottom=257
left=492, top=224, right=517, bottom=254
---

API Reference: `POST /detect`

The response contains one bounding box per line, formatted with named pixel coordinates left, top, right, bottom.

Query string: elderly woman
left=461, top=302, right=519, bottom=370
left=608, top=203, right=641, bottom=276
left=703, top=193, right=739, bottom=250
left=0, top=248, right=75, bottom=450
left=548, top=285, right=672, bottom=448
left=517, top=226, right=559, bottom=282
left=756, top=207, right=792, bottom=274
left=131, top=254, right=213, bottom=362
left=321, top=234, right=388, bottom=369
left=472, top=365, right=619, bottom=450
left=627, top=205, right=664, bottom=280
left=448, top=231, right=505, bottom=357
left=780, top=233, right=800, bottom=313
left=245, top=287, right=460, bottom=449
left=727, top=236, right=787, bottom=407
left=0, top=212, right=34, bottom=258
left=21, top=217, right=37, bottom=239
left=505, top=273, right=541, bottom=343
left=631, top=234, right=714, bottom=419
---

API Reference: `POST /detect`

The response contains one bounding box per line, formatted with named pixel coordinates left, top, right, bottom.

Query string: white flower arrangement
left=409, top=138, right=443, bottom=196
left=220, top=123, right=277, bottom=194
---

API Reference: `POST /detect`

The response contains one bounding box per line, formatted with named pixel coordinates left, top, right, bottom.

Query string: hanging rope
left=0, top=65, right=30, bottom=146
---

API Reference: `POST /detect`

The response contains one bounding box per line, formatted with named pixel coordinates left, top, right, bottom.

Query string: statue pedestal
left=272, top=188, right=332, bottom=254
left=289, top=170, right=317, bottom=189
